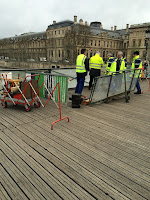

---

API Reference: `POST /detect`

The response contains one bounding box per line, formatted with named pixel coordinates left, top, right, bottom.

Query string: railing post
left=106, top=75, right=113, bottom=101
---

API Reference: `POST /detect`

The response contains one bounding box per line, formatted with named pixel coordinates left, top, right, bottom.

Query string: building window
left=95, top=40, right=97, bottom=46
left=55, top=31, right=56, bottom=35
left=58, top=39, right=61, bottom=47
left=90, top=51, right=92, bottom=57
left=127, top=41, right=129, bottom=48
left=91, top=40, right=93, bottom=46
left=111, top=42, right=112, bottom=48
left=62, top=30, right=64, bottom=34
left=59, top=50, right=60, bottom=57
left=78, top=49, right=79, bottom=55
left=114, top=42, right=115, bottom=48
left=103, top=51, right=105, bottom=58
left=107, top=42, right=109, bottom=48
left=117, top=42, right=118, bottom=48
left=104, top=41, right=105, bottom=47
left=124, top=43, right=126, bottom=49
left=62, top=50, right=64, bottom=57
left=133, top=40, right=136, bottom=47
left=99, top=40, right=100, bottom=47
left=138, top=40, right=141, bottom=47
left=58, top=30, right=60, bottom=34
left=51, top=50, right=53, bottom=57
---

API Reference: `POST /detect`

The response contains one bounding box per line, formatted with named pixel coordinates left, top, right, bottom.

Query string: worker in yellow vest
left=105, top=53, right=116, bottom=92
left=131, top=51, right=142, bottom=94
left=115, top=51, right=127, bottom=90
left=75, top=49, right=89, bottom=94
left=105, top=53, right=116, bottom=75
left=116, top=51, right=126, bottom=73
left=89, top=51, right=103, bottom=89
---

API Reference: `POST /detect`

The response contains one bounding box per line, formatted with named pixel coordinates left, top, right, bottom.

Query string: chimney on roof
left=111, top=26, right=113, bottom=31
left=74, top=16, right=77, bottom=24
left=126, top=24, right=129, bottom=32
left=114, top=25, right=117, bottom=31
left=79, top=19, right=83, bottom=25
left=53, top=20, right=56, bottom=24
left=85, top=21, right=88, bottom=26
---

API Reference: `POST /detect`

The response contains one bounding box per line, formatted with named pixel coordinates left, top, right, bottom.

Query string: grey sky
left=0, top=0, right=150, bottom=39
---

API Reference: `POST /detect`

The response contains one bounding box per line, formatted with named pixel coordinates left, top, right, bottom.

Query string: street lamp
left=145, top=39, right=148, bottom=60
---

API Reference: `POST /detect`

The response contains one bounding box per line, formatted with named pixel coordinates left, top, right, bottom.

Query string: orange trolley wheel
left=2, top=101, right=7, bottom=108
left=34, top=101, right=40, bottom=108
left=24, top=105, right=31, bottom=112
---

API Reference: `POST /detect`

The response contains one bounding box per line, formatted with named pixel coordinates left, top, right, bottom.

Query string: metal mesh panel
left=91, top=76, right=110, bottom=102
left=108, top=73, right=125, bottom=97
left=128, top=70, right=140, bottom=92
left=125, top=71, right=132, bottom=91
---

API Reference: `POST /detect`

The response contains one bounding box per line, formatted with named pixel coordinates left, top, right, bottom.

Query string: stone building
left=0, top=16, right=150, bottom=68
left=127, top=23, right=150, bottom=62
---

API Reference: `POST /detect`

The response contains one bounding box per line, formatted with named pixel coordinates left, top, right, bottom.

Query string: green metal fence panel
left=35, top=74, right=44, bottom=98
left=148, top=66, right=150, bottom=78
left=55, top=76, right=68, bottom=103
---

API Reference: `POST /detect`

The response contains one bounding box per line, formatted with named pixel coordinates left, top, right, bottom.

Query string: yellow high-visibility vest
left=76, top=54, right=86, bottom=73
left=89, top=54, right=103, bottom=70
left=105, top=57, right=116, bottom=75
left=115, top=57, right=126, bottom=73
left=131, top=55, right=142, bottom=78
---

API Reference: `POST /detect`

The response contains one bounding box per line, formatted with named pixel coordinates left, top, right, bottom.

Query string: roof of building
left=130, top=22, right=150, bottom=29
left=90, top=26, right=123, bottom=39
left=0, top=31, right=46, bottom=41
left=47, top=20, right=74, bottom=30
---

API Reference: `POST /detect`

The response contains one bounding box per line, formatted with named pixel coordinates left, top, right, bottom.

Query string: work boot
left=134, top=91, right=141, bottom=94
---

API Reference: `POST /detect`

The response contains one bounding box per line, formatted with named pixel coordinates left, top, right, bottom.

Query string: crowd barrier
left=0, top=70, right=69, bottom=104
left=90, top=69, right=140, bottom=104
left=0, top=69, right=69, bottom=129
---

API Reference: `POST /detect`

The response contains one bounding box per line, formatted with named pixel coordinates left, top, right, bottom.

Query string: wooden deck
left=0, top=80, right=150, bottom=200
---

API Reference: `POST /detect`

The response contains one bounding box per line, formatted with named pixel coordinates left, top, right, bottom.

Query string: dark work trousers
left=89, top=69, right=101, bottom=89
left=75, top=76, right=85, bottom=94
left=136, top=80, right=141, bottom=92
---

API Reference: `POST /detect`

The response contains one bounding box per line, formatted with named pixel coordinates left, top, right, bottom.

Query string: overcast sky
left=0, top=0, right=150, bottom=39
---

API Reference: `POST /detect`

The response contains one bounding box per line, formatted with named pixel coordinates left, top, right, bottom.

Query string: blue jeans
left=75, top=77, right=85, bottom=94
left=136, top=80, right=141, bottom=92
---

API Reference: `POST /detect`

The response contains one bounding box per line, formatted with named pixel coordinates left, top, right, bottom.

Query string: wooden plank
left=30, top=119, right=150, bottom=199
left=0, top=183, right=11, bottom=200
left=11, top=124, right=143, bottom=199
left=0, top=163, right=28, bottom=200
left=1, top=130, right=96, bottom=200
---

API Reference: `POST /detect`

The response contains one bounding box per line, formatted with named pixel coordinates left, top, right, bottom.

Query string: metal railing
left=90, top=69, right=141, bottom=104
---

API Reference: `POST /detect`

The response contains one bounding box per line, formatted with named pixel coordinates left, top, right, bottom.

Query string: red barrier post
left=51, top=82, right=69, bottom=130
left=142, top=78, right=150, bottom=93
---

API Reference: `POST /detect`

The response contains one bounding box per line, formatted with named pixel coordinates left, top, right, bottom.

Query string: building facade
left=0, top=16, right=150, bottom=68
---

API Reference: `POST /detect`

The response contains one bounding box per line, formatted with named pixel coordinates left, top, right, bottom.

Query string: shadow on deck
left=0, top=80, right=150, bottom=200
